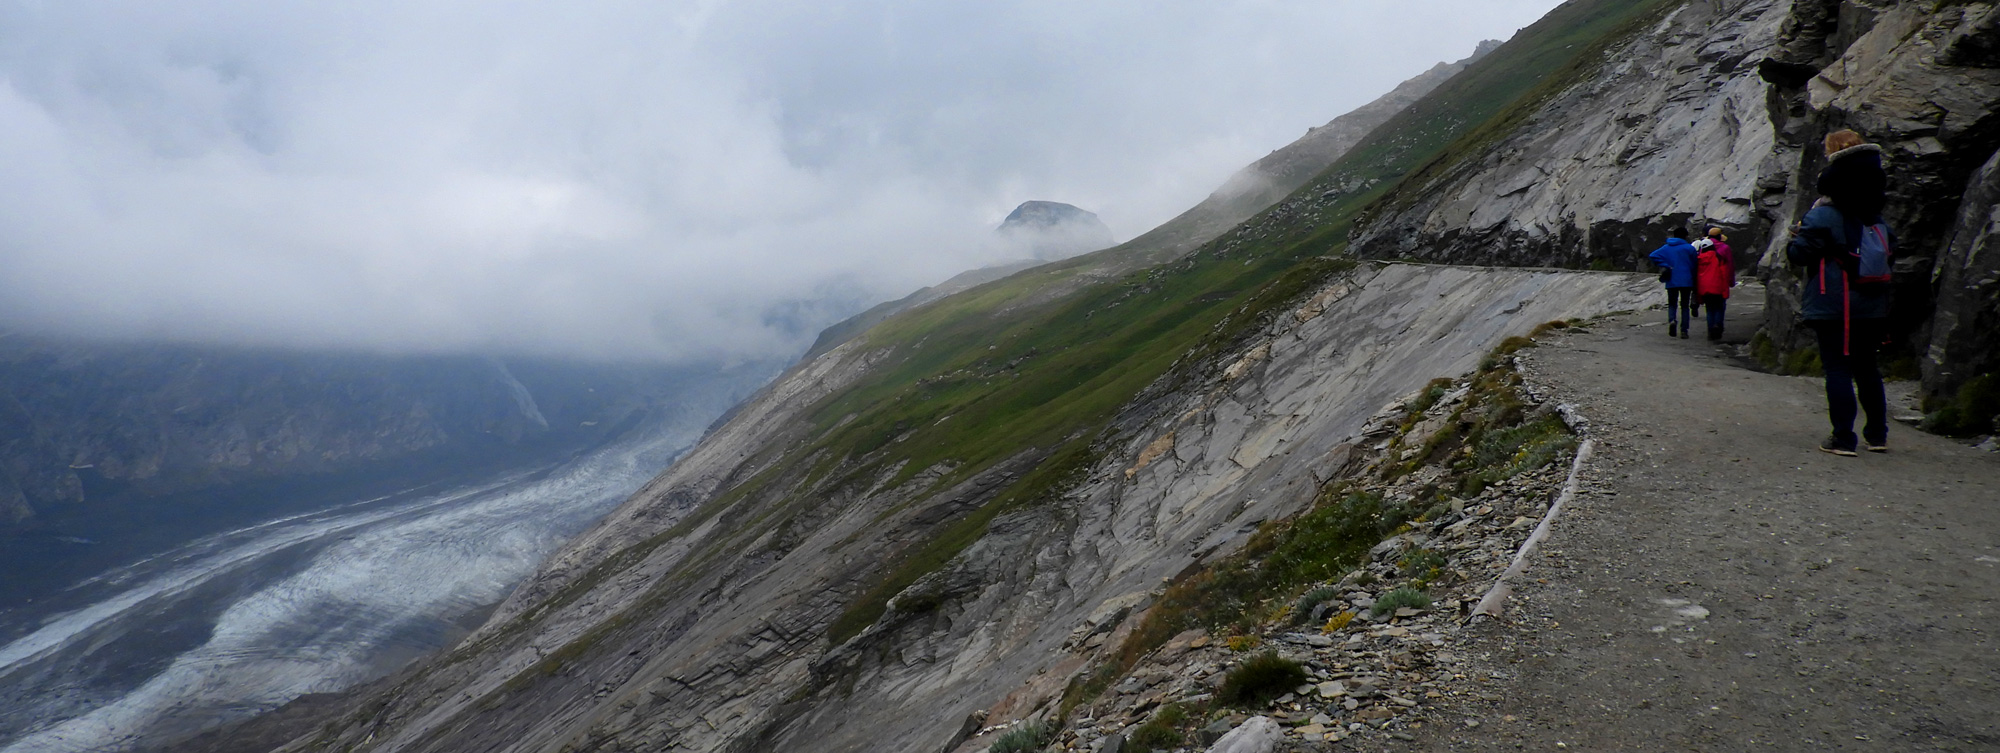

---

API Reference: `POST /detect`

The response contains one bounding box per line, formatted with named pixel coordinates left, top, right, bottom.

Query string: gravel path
left=1392, top=285, right=2000, bottom=751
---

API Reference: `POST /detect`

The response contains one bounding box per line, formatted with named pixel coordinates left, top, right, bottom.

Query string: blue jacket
left=1648, top=238, right=1698, bottom=288
left=1785, top=204, right=1892, bottom=321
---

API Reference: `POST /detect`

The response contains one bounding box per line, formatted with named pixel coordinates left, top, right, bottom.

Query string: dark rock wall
left=1350, top=0, right=1793, bottom=272
left=1754, top=1, right=2000, bottom=404
left=1926, top=148, right=2000, bottom=401
left=1344, top=0, right=2000, bottom=411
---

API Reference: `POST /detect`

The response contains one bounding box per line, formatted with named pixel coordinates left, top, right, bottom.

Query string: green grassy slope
left=804, top=0, right=1679, bottom=643
left=504, top=0, right=1682, bottom=659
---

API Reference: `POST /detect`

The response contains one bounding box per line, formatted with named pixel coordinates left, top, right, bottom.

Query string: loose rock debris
left=1001, top=351, right=1595, bottom=752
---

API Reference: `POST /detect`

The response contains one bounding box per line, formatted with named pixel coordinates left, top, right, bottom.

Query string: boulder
left=1204, top=716, right=1285, bottom=753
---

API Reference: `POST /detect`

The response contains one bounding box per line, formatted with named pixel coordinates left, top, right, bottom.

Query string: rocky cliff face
left=1347, top=0, right=2000, bottom=420
left=1350, top=0, right=1789, bottom=269
left=1752, top=1, right=2000, bottom=418
left=278, top=264, right=1655, bottom=753
left=254, top=3, right=2000, bottom=752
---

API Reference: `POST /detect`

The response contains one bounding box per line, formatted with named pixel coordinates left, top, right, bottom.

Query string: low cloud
left=0, top=0, right=1561, bottom=362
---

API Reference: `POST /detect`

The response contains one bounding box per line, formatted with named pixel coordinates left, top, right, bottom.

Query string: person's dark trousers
left=1810, top=318, right=1888, bottom=447
left=1700, top=294, right=1727, bottom=339
left=1666, top=287, right=1694, bottom=335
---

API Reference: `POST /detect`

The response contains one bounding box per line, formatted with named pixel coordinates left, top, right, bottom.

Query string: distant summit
left=996, top=201, right=1116, bottom=260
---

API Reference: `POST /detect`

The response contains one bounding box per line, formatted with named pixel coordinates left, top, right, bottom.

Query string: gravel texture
left=1386, top=286, right=2000, bottom=751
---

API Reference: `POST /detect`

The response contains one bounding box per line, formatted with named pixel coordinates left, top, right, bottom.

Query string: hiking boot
left=1819, top=435, right=1858, bottom=457
left=1680, top=328, right=1690, bottom=339
left=1708, top=327, right=1723, bottom=341
left=1668, top=323, right=1677, bottom=337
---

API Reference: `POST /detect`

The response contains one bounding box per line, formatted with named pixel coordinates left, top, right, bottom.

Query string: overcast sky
left=0, top=0, right=1564, bottom=363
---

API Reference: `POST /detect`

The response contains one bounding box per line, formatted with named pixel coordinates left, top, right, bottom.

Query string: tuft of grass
left=1371, top=587, right=1433, bottom=617
left=1217, top=652, right=1308, bottom=707
left=1407, top=377, right=1456, bottom=417
left=1782, top=345, right=1823, bottom=377
left=1260, top=490, right=1414, bottom=588
left=1290, top=586, right=1343, bottom=625
left=1127, top=702, right=1196, bottom=749
left=1750, top=330, right=1781, bottom=371
left=1399, top=547, right=1448, bottom=584
left=1925, top=373, right=2000, bottom=437
left=1457, top=413, right=1576, bottom=497
left=987, top=721, right=1053, bottom=753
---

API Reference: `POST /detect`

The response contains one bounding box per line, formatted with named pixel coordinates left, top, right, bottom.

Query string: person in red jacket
left=1694, top=227, right=1735, bottom=340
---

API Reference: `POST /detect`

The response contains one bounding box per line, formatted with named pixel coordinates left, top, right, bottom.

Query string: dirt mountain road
left=1397, top=285, right=2000, bottom=751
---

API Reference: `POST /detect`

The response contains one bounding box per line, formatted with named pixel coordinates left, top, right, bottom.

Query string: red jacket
left=1696, top=241, right=1734, bottom=298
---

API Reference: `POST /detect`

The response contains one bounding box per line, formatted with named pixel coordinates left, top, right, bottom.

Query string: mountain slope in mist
left=266, top=3, right=1687, bottom=751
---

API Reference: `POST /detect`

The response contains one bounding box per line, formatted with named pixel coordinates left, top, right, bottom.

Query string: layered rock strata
left=1350, top=0, right=1792, bottom=270
left=288, top=264, right=1655, bottom=753
left=1344, top=0, right=2000, bottom=411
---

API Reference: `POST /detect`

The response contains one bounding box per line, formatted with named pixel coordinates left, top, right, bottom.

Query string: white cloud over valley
left=0, top=0, right=1563, bottom=362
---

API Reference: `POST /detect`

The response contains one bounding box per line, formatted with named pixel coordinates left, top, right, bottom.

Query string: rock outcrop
left=217, top=3, right=2000, bottom=752
left=281, top=263, right=1655, bottom=753
left=1350, top=0, right=1791, bottom=269
left=1345, top=0, right=2000, bottom=416
left=1752, top=1, right=2000, bottom=412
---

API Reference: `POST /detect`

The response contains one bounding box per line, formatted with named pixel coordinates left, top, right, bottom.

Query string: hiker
left=1786, top=130, right=1893, bottom=456
left=1816, top=129, right=1886, bottom=220
left=1695, top=228, right=1735, bottom=340
left=1648, top=227, right=1699, bottom=338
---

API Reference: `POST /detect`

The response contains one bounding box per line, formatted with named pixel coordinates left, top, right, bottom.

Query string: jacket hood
left=1828, top=143, right=1884, bottom=162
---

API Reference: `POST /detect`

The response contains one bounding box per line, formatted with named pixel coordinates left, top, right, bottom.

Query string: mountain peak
left=996, top=201, right=1116, bottom=260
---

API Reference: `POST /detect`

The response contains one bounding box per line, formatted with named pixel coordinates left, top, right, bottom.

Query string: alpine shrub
left=987, top=721, right=1053, bottom=753
left=1217, top=651, right=1307, bottom=707
left=1370, top=587, right=1432, bottom=616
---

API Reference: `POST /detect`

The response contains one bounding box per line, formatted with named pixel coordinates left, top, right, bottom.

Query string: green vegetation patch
left=987, top=720, right=1055, bottom=753
left=1065, top=332, right=1580, bottom=714
left=1217, top=652, right=1308, bottom=707
left=1370, top=587, right=1433, bottom=617
left=1925, top=373, right=2000, bottom=437
left=1289, top=585, right=1343, bottom=626
left=471, top=0, right=1688, bottom=717
left=1357, top=0, right=1680, bottom=219
left=1126, top=702, right=1200, bottom=749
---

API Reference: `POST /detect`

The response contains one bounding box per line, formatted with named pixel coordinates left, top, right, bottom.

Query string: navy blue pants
left=1665, top=287, right=1694, bottom=331
left=1811, top=318, right=1888, bottom=446
left=1701, top=295, right=1727, bottom=335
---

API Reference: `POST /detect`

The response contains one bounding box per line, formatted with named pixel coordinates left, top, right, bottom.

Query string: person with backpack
left=1648, top=227, right=1699, bottom=338
left=1787, top=130, right=1893, bottom=456
left=1817, top=129, right=1886, bottom=220
left=1695, top=228, right=1735, bottom=340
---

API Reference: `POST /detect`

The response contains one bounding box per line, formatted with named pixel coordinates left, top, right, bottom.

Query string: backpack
left=1849, top=221, right=1893, bottom=285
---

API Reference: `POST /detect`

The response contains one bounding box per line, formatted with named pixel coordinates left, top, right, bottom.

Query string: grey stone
left=1204, top=716, right=1285, bottom=753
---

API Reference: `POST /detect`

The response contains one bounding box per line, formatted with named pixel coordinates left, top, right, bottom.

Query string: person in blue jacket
left=1648, top=227, right=1699, bottom=338
left=1786, top=170, right=1893, bottom=456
